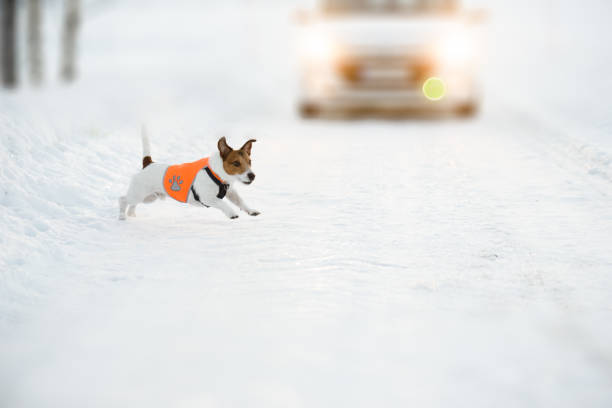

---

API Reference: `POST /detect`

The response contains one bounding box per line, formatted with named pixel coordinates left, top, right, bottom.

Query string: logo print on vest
left=169, top=175, right=183, bottom=191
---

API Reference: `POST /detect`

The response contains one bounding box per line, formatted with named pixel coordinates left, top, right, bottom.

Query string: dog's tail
left=142, top=125, right=153, bottom=168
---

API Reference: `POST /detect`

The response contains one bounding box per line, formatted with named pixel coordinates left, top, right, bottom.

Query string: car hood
left=309, top=16, right=465, bottom=50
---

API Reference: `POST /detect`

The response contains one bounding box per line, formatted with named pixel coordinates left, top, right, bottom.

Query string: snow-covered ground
left=1, top=1, right=612, bottom=407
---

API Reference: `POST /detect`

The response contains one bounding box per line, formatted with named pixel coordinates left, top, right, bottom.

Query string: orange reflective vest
left=163, top=157, right=228, bottom=203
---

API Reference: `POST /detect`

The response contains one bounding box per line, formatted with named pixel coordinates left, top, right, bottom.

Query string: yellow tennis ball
left=422, top=77, right=446, bottom=101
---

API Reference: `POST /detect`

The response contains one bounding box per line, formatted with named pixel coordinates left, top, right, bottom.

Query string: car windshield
left=322, top=0, right=459, bottom=14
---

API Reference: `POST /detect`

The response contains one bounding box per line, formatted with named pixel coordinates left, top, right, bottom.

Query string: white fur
left=141, top=124, right=151, bottom=157
left=119, top=131, right=259, bottom=220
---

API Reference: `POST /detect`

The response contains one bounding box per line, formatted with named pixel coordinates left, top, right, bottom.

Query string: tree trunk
left=28, top=0, right=43, bottom=85
left=60, top=0, right=80, bottom=82
left=1, top=0, right=18, bottom=88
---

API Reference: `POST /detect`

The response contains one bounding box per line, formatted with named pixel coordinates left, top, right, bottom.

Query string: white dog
left=119, top=128, right=260, bottom=220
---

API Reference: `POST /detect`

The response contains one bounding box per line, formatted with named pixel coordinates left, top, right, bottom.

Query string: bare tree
left=1, top=0, right=18, bottom=88
left=28, top=0, right=44, bottom=85
left=60, top=0, right=80, bottom=82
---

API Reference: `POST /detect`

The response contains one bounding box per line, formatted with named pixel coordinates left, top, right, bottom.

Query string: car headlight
left=300, top=29, right=337, bottom=63
left=436, top=32, right=474, bottom=66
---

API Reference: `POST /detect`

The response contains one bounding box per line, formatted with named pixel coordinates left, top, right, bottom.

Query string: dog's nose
left=248, top=172, right=256, bottom=181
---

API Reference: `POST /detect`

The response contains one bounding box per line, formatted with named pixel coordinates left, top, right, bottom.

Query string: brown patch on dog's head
left=217, top=137, right=256, bottom=177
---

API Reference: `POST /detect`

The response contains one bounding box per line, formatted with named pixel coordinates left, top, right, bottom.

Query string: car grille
left=336, top=54, right=434, bottom=89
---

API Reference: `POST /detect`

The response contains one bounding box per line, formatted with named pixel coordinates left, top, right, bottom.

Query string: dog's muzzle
left=243, top=172, right=256, bottom=184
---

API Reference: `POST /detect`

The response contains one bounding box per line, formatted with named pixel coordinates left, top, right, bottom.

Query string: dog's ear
left=218, top=137, right=232, bottom=160
left=240, top=139, right=257, bottom=156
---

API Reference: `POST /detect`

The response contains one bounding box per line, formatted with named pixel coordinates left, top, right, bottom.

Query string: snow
left=1, top=1, right=612, bottom=407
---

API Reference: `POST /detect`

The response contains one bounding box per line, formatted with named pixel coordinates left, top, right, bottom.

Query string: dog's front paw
left=248, top=210, right=260, bottom=216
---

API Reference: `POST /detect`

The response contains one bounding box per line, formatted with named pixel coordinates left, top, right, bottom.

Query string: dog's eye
left=232, top=161, right=241, bottom=167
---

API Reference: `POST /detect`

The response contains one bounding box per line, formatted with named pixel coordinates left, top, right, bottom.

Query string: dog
left=119, top=128, right=260, bottom=220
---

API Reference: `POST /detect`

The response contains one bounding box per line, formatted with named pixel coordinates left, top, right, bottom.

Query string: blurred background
left=1, top=0, right=611, bottom=132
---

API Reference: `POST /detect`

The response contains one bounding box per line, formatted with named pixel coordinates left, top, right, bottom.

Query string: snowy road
left=2, top=106, right=612, bottom=407
left=2, top=1, right=612, bottom=407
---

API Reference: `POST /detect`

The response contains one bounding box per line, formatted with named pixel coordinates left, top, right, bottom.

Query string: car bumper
left=304, top=88, right=476, bottom=109
left=300, top=65, right=479, bottom=112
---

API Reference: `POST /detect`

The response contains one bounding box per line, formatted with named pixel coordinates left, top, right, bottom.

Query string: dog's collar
left=204, top=166, right=229, bottom=199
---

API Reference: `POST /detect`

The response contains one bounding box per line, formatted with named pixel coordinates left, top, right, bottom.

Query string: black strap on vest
left=190, top=186, right=209, bottom=207
left=204, top=167, right=229, bottom=199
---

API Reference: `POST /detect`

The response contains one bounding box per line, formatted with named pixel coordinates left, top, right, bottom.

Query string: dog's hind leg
left=119, top=196, right=128, bottom=220
left=123, top=176, right=152, bottom=218
left=122, top=163, right=165, bottom=220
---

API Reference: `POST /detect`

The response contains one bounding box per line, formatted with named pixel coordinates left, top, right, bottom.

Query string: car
left=295, top=0, right=484, bottom=117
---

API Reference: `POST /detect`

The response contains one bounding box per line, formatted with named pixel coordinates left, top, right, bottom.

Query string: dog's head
left=217, top=137, right=257, bottom=185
